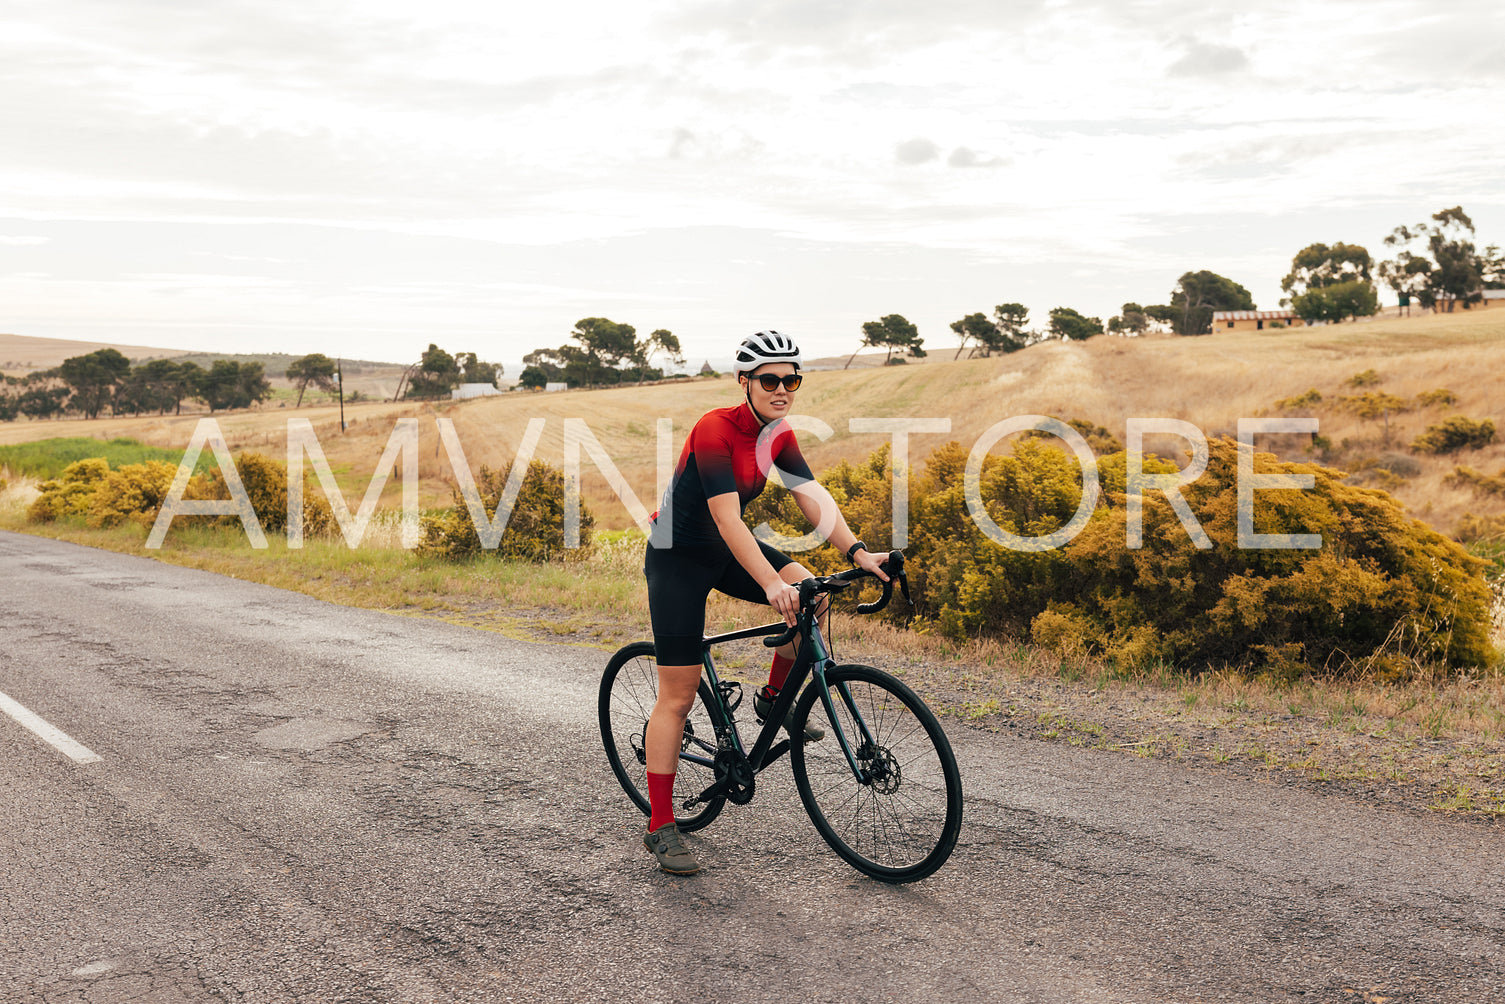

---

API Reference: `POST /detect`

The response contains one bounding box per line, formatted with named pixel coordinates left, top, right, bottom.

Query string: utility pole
left=337, top=358, right=346, bottom=432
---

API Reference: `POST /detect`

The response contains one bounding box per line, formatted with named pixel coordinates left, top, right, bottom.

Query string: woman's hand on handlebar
left=766, top=579, right=801, bottom=626
left=854, top=548, right=890, bottom=582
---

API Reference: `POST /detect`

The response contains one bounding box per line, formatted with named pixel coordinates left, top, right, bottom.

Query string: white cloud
left=0, top=235, right=49, bottom=245
left=1167, top=42, right=1251, bottom=78
left=894, top=138, right=941, bottom=165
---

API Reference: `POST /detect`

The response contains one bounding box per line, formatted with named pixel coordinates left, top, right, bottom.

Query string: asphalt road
left=1, top=530, right=1502, bottom=1004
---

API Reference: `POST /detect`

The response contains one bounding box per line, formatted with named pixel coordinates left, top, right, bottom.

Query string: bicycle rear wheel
left=599, top=642, right=726, bottom=833
left=789, top=664, right=962, bottom=882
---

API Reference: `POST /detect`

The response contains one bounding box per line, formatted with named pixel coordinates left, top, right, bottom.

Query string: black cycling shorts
left=644, top=540, right=796, bottom=665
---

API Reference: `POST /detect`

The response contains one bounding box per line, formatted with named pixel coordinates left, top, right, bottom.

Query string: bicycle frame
left=681, top=608, right=882, bottom=799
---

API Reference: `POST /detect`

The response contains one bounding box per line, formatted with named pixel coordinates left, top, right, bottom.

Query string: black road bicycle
left=599, top=552, right=962, bottom=883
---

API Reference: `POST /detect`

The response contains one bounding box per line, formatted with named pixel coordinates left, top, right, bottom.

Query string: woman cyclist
left=641, top=329, right=889, bottom=875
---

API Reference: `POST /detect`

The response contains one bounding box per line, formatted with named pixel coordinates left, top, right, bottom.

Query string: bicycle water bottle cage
left=718, top=679, right=744, bottom=714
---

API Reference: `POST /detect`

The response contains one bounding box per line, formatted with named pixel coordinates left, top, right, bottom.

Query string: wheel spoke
left=601, top=645, right=726, bottom=833
left=790, top=666, right=961, bottom=881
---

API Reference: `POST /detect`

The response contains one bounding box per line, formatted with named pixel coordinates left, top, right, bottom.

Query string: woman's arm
left=790, top=482, right=890, bottom=581
left=707, top=492, right=802, bottom=624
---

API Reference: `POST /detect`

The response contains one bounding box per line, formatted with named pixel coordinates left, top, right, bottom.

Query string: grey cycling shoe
left=643, top=822, right=700, bottom=875
left=754, top=688, right=825, bottom=742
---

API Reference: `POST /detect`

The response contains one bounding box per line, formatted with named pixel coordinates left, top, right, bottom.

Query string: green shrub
left=1457, top=512, right=1505, bottom=545
left=1445, top=466, right=1505, bottom=497
left=195, top=452, right=335, bottom=537
left=88, top=461, right=181, bottom=528
left=1348, top=452, right=1422, bottom=488
left=903, top=438, right=1145, bottom=640
left=899, top=437, right=1494, bottom=675
left=743, top=445, right=898, bottom=611
left=1275, top=388, right=1322, bottom=410
left=1023, top=417, right=1122, bottom=454
left=28, top=458, right=111, bottom=522
left=1338, top=391, right=1411, bottom=420
left=1348, top=369, right=1381, bottom=387
left=1416, top=388, right=1458, bottom=408
left=418, top=459, right=591, bottom=561
left=1412, top=417, right=1496, bottom=454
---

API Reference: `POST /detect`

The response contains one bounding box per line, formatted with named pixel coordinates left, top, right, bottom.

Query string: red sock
left=767, top=652, right=795, bottom=692
left=647, top=771, right=676, bottom=833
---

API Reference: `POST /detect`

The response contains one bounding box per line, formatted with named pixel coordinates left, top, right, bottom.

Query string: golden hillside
left=4, top=308, right=1503, bottom=537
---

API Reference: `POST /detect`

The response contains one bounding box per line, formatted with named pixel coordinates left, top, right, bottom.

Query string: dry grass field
left=5, top=308, right=1503, bottom=538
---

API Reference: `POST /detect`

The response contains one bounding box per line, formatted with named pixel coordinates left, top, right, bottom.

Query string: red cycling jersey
left=650, top=402, right=814, bottom=549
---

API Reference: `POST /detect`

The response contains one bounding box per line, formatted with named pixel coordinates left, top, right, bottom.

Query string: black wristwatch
left=845, top=539, right=867, bottom=563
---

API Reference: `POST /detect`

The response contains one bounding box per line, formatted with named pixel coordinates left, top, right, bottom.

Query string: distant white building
left=545, top=382, right=568, bottom=393
left=451, top=383, right=501, bottom=400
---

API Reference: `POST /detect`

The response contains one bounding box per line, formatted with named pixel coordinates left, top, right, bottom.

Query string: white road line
left=0, top=689, right=103, bottom=765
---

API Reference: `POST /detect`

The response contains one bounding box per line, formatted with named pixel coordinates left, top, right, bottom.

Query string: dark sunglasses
left=752, top=373, right=803, bottom=392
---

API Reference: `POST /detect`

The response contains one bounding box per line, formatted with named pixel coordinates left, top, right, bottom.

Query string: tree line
left=516, top=319, right=683, bottom=390
left=917, top=204, right=1505, bottom=360
left=0, top=350, right=279, bottom=422
left=395, top=345, right=506, bottom=400
left=0, top=350, right=375, bottom=422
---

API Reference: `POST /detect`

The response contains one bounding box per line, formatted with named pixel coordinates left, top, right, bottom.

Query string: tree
left=1048, top=306, right=1104, bottom=341
left=1107, top=303, right=1149, bottom=336
left=1381, top=206, right=1485, bottom=312
left=18, top=386, right=68, bottom=420
left=848, top=314, right=924, bottom=368
left=993, top=303, right=1030, bottom=353
left=0, top=377, right=22, bottom=421
left=518, top=365, right=549, bottom=390
left=521, top=348, right=565, bottom=383
left=949, top=313, right=996, bottom=360
left=405, top=344, right=463, bottom=399
left=1144, top=304, right=1180, bottom=330
left=1281, top=242, right=1373, bottom=293
left=129, top=359, right=192, bottom=415
left=171, top=362, right=202, bottom=415
left=58, top=348, right=131, bottom=419
left=1280, top=242, right=1379, bottom=324
left=237, top=362, right=272, bottom=409
left=455, top=352, right=502, bottom=387
left=569, top=317, right=638, bottom=386
left=1483, top=244, right=1505, bottom=289
left=196, top=360, right=270, bottom=413
left=1291, top=281, right=1379, bottom=324
left=1151, top=271, right=1256, bottom=335
left=286, top=353, right=339, bottom=408
left=635, top=329, right=683, bottom=381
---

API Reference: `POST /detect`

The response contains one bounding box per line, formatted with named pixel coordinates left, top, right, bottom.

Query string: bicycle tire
left=789, top=664, right=962, bottom=882
left=599, top=641, right=726, bottom=833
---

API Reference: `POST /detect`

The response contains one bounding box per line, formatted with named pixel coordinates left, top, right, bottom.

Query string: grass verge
left=2, top=477, right=1502, bottom=821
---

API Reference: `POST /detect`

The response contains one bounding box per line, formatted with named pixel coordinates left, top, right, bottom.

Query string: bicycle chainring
left=713, top=749, right=756, bottom=805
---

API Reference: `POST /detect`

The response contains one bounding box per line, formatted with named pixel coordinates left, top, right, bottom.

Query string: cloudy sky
left=1, top=0, right=1501, bottom=371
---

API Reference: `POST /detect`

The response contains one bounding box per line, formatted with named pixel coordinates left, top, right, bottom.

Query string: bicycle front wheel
left=789, top=664, right=962, bottom=882
left=599, top=642, right=726, bottom=833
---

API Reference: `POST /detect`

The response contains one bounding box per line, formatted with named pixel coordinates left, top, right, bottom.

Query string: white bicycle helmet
left=733, top=330, right=802, bottom=375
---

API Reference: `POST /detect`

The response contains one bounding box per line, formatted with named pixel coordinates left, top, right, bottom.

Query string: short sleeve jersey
left=653, top=402, right=815, bottom=549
